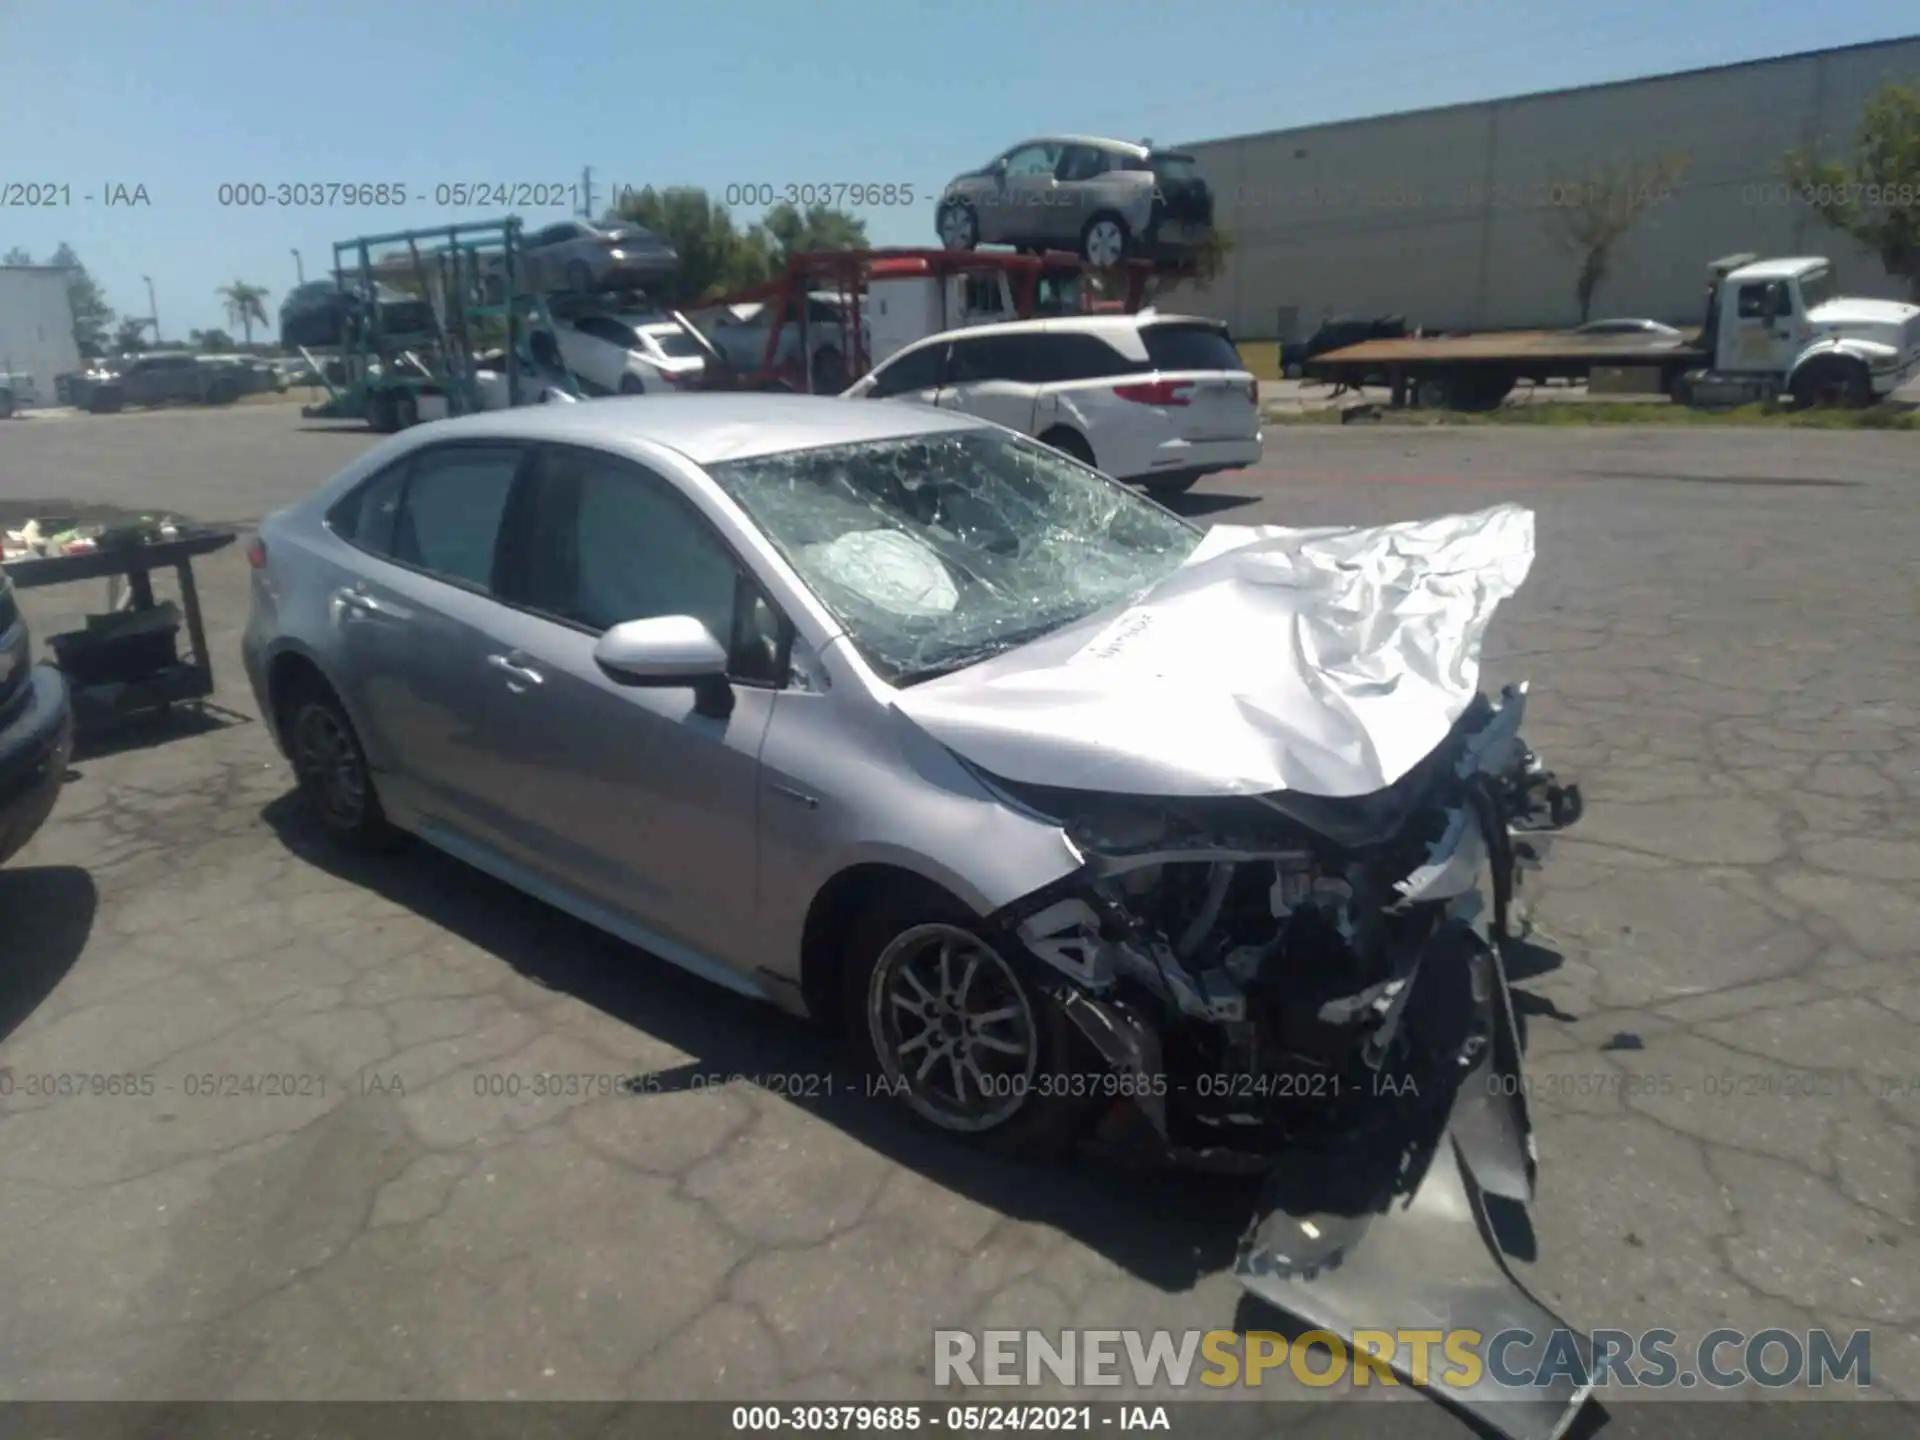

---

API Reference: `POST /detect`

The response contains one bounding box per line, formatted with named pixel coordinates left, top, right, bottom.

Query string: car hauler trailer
left=299, top=217, right=582, bottom=432
left=683, top=247, right=1196, bottom=394
left=1307, top=253, right=1920, bottom=411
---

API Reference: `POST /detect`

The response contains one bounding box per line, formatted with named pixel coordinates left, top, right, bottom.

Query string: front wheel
left=810, top=347, right=847, bottom=394
left=1790, top=357, right=1873, bottom=409
left=843, top=894, right=1090, bottom=1157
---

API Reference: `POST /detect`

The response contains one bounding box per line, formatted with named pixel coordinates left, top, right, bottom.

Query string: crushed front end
left=981, top=683, right=1593, bottom=1440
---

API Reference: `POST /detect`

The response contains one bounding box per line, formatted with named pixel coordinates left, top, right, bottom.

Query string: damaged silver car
left=244, top=394, right=1589, bottom=1440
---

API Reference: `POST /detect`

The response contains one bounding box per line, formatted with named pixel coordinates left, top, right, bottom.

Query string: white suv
left=842, top=314, right=1259, bottom=495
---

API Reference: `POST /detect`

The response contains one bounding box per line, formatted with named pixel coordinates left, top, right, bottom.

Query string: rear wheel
left=937, top=201, right=979, bottom=251
left=1080, top=212, right=1131, bottom=268
left=1145, top=474, right=1200, bottom=497
left=618, top=373, right=646, bottom=395
left=842, top=889, right=1089, bottom=1157
left=1790, top=356, right=1872, bottom=409
left=282, top=682, right=396, bottom=850
left=391, top=392, right=419, bottom=429
left=1039, top=426, right=1095, bottom=467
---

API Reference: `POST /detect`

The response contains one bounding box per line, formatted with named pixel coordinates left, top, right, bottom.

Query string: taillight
left=246, top=536, right=268, bottom=569
left=1113, top=379, right=1192, bottom=406
left=1246, top=377, right=1259, bottom=404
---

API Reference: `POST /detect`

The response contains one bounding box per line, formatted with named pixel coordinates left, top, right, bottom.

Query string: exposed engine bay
left=973, top=685, right=1593, bottom=1440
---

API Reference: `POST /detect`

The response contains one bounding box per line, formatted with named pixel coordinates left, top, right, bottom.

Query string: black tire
left=281, top=681, right=397, bottom=850
left=367, top=393, right=396, bottom=433
left=1790, top=357, right=1872, bottom=410
left=89, top=388, right=124, bottom=414
left=566, top=259, right=594, bottom=295
left=1145, top=475, right=1200, bottom=497
left=1039, top=426, right=1096, bottom=467
left=391, top=392, right=419, bottom=429
left=0, top=389, right=13, bottom=419
left=841, top=887, right=1091, bottom=1159
left=618, top=373, right=646, bottom=395
left=1080, top=212, right=1131, bottom=268
left=936, top=201, right=979, bottom=251
left=810, top=347, right=847, bottom=394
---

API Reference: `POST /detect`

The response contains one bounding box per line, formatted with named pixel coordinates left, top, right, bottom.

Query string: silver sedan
left=242, top=394, right=1591, bottom=1440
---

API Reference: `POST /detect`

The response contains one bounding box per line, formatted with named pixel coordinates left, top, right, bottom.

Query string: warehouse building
left=1168, top=36, right=1920, bottom=339
left=0, top=265, right=82, bottom=408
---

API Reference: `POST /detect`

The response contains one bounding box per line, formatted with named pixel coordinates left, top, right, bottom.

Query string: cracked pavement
left=1, top=406, right=1916, bottom=1422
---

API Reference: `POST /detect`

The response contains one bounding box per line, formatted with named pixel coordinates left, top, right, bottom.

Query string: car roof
left=895, top=311, right=1219, bottom=351
left=1020, top=135, right=1152, bottom=157
left=1726, top=256, right=1827, bottom=283
left=394, top=393, right=986, bottom=466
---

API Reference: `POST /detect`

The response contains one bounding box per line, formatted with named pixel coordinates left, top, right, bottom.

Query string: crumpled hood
left=891, top=504, right=1535, bottom=799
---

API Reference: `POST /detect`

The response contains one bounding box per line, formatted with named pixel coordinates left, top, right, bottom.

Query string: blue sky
left=3, top=0, right=1913, bottom=339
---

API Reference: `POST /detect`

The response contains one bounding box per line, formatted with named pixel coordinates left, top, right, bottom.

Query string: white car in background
left=553, top=313, right=709, bottom=395
left=843, top=313, right=1260, bottom=496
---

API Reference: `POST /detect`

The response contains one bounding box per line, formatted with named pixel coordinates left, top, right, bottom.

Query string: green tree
left=2, top=246, right=32, bottom=265
left=188, top=327, right=236, bottom=351
left=112, top=317, right=150, bottom=353
left=607, top=186, right=779, bottom=305
left=1786, top=80, right=1920, bottom=300
left=760, top=202, right=869, bottom=262
left=1545, top=153, right=1692, bottom=321
left=52, top=244, right=117, bottom=357
left=218, top=281, right=272, bottom=345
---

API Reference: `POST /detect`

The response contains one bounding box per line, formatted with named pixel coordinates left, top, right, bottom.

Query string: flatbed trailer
left=687, top=247, right=1195, bottom=393
left=1306, top=330, right=1707, bottom=410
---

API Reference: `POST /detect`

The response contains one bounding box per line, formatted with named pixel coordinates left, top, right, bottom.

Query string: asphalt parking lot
left=2, top=404, right=1917, bottom=1425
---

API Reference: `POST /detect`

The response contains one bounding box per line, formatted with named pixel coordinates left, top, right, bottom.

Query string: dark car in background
left=82, top=351, right=242, bottom=412
left=279, top=279, right=436, bottom=351
left=0, top=566, right=72, bottom=865
left=1282, top=315, right=1410, bottom=379
left=937, top=135, right=1216, bottom=267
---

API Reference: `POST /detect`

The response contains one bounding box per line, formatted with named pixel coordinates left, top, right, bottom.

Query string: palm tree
left=218, top=281, right=272, bottom=345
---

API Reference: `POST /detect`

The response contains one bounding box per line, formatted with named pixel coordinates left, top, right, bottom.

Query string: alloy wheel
left=1085, top=220, right=1126, bottom=267
left=868, top=923, right=1039, bottom=1132
left=292, top=703, right=366, bottom=831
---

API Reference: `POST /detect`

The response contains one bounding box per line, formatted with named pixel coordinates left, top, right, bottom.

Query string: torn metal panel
left=895, top=504, right=1537, bottom=799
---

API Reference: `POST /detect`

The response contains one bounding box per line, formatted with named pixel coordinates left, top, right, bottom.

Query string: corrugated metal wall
left=1163, top=38, right=1920, bottom=337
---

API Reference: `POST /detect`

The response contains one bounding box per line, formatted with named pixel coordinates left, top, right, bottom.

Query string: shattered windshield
left=705, top=430, right=1200, bottom=685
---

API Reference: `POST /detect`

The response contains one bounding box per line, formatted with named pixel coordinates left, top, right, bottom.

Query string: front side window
left=387, top=445, right=523, bottom=588
left=520, top=447, right=737, bottom=639
left=1002, top=143, right=1062, bottom=178
left=705, top=428, right=1198, bottom=685
left=1735, top=284, right=1771, bottom=320
left=869, top=344, right=943, bottom=398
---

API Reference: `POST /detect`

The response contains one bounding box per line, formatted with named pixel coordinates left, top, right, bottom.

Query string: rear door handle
left=486, top=652, right=545, bottom=689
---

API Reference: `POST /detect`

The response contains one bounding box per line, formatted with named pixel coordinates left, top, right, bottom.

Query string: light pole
left=291, top=248, right=305, bottom=285
left=142, top=275, right=159, bottom=345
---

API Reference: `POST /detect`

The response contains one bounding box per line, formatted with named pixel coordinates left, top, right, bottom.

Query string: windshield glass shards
left=705, top=429, right=1199, bottom=684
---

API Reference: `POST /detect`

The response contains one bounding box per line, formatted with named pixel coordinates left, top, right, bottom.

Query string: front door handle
left=486, top=652, right=545, bottom=689
left=334, top=586, right=380, bottom=617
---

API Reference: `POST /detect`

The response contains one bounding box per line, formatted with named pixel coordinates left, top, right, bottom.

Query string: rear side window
left=1140, top=323, right=1243, bottom=373
left=1028, top=333, right=1140, bottom=384
left=371, top=445, right=525, bottom=589
left=1150, top=153, right=1200, bottom=181
left=947, top=336, right=1038, bottom=384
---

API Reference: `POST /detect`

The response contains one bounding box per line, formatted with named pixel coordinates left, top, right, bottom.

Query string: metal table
left=2, top=527, right=237, bottom=732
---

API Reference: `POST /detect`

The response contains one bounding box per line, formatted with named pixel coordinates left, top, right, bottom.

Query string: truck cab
left=1694, top=254, right=1920, bottom=407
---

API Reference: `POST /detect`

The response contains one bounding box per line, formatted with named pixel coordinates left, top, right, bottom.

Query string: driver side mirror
left=593, top=615, right=735, bottom=719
